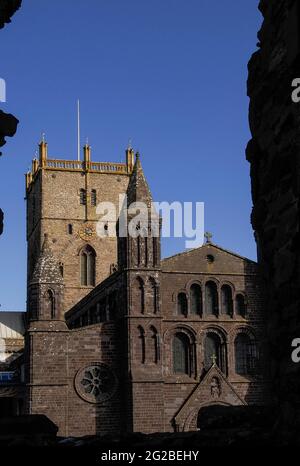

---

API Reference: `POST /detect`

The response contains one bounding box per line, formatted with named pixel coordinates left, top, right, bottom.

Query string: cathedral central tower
left=25, top=139, right=135, bottom=312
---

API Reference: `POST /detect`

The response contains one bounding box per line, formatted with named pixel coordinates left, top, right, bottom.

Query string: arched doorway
left=197, top=403, right=231, bottom=430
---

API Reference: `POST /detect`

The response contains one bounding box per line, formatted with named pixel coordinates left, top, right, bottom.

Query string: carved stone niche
left=210, top=376, right=221, bottom=399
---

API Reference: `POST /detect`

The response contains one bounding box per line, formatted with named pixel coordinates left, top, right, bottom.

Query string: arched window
left=149, top=278, right=158, bottom=314
left=236, top=294, right=246, bottom=317
left=221, top=285, right=233, bottom=316
left=138, top=326, right=146, bottom=364
left=204, top=332, right=226, bottom=373
left=190, top=284, right=202, bottom=315
left=80, top=189, right=87, bottom=205
left=205, top=281, right=218, bottom=316
left=137, top=277, right=145, bottom=314
left=235, top=333, right=257, bottom=375
left=173, top=333, right=190, bottom=375
left=177, top=293, right=188, bottom=316
left=153, top=238, right=158, bottom=267
left=145, top=237, right=148, bottom=266
left=150, top=326, right=160, bottom=363
left=137, top=236, right=141, bottom=266
left=91, top=189, right=97, bottom=206
left=46, top=289, right=55, bottom=319
left=80, top=246, right=96, bottom=286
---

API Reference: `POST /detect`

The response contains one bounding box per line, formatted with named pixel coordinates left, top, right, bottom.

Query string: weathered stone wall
left=26, top=321, right=124, bottom=437
left=247, top=0, right=300, bottom=426
left=160, top=243, right=266, bottom=430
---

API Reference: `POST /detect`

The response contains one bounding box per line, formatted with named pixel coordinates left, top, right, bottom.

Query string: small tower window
left=46, top=289, right=55, bottom=319
left=59, top=262, right=64, bottom=277
left=138, top=326, right=146, bottom=364
left=153, top=238, right=158, bottom=266
left=136, top=277, right=145, bottom=314
left=80, top=189, right=87, bottom=205
left=149, top=277, right=158, bottom=314
left=68, top=224, right=73, bottom=235
left=91, top=189, right=97, bottom=206
left=150, top=326, right=160, bottom=363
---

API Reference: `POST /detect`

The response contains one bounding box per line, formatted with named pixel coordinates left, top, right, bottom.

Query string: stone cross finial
left=211, top=354, right=217, bottom=366
left=204, top=231, right=213, bottom=243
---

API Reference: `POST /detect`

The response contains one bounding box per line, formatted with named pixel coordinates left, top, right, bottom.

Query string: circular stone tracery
left=75, top=363, right=117, bottom=404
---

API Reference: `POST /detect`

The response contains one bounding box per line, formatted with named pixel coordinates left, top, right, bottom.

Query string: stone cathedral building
left=1, top=140, right=266, bottom=436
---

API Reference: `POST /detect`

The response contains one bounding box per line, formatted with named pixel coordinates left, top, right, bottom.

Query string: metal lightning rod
left=77, top=99, right=80, bottom=161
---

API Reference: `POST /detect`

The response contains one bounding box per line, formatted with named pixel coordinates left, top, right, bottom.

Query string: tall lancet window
left=221, top=285, right=233, bottom=316
left=46, top=289, right=55, bottom=319
left=136, top=277, right=145, bottom=314
left=149, top=277, right=158, bottom=314
left=138, top=326, right=146, bottom=364
left=205, top=281, right=218, bottom=316
left=153, top=238, right=158, bottom=267
left=80, top=245, right=96, bottom=286
left=190, top=284, right=202, bottom=315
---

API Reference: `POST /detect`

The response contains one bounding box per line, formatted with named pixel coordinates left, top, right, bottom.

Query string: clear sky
left=0, top=0, right=262, bottom=311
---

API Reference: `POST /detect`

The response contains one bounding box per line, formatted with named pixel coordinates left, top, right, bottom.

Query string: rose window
left=75, top=363, right=117, bottom=404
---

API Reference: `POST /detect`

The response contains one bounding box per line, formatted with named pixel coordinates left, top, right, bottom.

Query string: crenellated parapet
left=25, top=137, right=135, bottom=194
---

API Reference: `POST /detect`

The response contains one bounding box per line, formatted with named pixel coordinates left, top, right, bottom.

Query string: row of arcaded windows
left=135, top=327, right=258, bottom=377
left=177, top=282, right=246, bottom=318
left=71, top=290, right=118, bottom=328
left=172, top=331, right=258, bottom=377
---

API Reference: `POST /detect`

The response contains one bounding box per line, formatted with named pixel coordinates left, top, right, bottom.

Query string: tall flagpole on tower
left=77, top=99, right=80, bottom=161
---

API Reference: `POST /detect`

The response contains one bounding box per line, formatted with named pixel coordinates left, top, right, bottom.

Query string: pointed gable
left=162, top=243, right=257, bottom=275
left=174, top=364, right=245, bottom=431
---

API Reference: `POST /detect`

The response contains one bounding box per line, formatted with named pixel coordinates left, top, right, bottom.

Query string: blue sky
left=0, top=0, right=262, bottom=310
